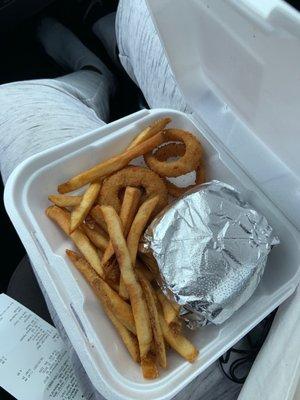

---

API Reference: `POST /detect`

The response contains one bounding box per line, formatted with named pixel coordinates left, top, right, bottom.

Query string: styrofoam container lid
left=146, top=0, right=300, bottom=230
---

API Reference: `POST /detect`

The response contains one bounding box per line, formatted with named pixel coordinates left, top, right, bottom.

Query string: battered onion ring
left=99, top=166, right=168, bottom=215
left=144, top=129, right=202, bottom=177
left=154, top=143, right=206, bottom=197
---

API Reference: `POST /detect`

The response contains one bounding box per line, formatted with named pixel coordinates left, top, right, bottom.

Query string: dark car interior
left=0, top=0, right=146, bottom=292
left=0, top=1, right=299, bottom=399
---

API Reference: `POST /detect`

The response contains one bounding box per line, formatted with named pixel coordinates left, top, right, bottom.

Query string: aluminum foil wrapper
left=141, top=181, right=279, bottom=328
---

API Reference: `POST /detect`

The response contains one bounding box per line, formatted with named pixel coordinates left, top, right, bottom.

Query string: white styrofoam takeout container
left=4, top=108, right=300, bottom=400
left=4, top=1, right=300, bottom=399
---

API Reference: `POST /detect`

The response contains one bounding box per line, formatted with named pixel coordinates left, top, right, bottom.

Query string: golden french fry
left=70, top=182, right=101, bottom=232
left=127, top=117, right=171, bottom=150
left=48, top=194, right=82, bottom=207
left=46, top=206, right=104, bottom=277
left=66, top=250, right=136, bottom=335
left=137, top=270, right=167, bottom=368
left=102, top=187, right=141, bottom=265
left=103, top=257, right=120, bottom=284
left=58, top=132, right=165, bottom=193
left=90, top=205, right=108, bottom=233
left=102, top=301, right=140, bottom=363
left=159, top=313, right=198, bottom=363
left=118, top=281, right=129, bottom=301
left=141, top=351, right=159, bottom=379
left=156, top=289, right=178, bottom=325
left=101, top=205, right=152, bottom=359
left=81, top=223, right=108, bottom=251
left=138, top=252, right=159, bottom=275
left=119, top=195, right=159, bottom=299
left=136, top=259, right=155, bottom=282
left=170, top=318, right=182, bottom=335
left=105, top=279, right=119, bottom=292
left=169, top=299, right=181, bottom=315
left=127, top=196, right=159, bottom=265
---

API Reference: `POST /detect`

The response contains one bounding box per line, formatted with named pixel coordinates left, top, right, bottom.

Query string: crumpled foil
left=141, top=181, right=279, bottom=328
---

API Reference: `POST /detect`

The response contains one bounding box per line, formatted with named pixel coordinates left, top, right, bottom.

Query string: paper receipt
left=0, top=293, right=94, bottom=400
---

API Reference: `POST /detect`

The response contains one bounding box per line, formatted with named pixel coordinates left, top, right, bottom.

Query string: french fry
left=106, top=280, right=119, bottom=292
left=102, top=302, right=140, bottom=363
left=58, top=132, right=165, bottom=193
left=169, top=300, right=181, bottom=315
left=81, top=224, right=108, bottom=251
left=46, top=206, right=104, bottom=277
left=170, top=318, right=182, bottom=335
left=102, top=187, right=141, bottom=265
left=101, top=205, right=153, bottom=360
left=103, top=257, right=120, bottom=284
left=137, top=270, right=167, bottom=368
left=48, top=194, right=82, bottom=207
left=70, top=182, right=101, bottom=232
left=159, top=313, right=198, bottom=363
left=119, top=195, right=159, bottom=299
left=90, top=205, right=108, bottom=233
left=127, top=117, right=171, bottom=150
left=66, top=250, right=136, bottom=335
left=136, top=259, right=155, bottom=282
left=138, top=252, right=160, bottom=275
left=156, top=289, right=178, bottom=325
left=84, top=214, right=106, bottom=234
left=127, top=196, right=159, bottom=266
left=141, top=351, right=159, bottom=379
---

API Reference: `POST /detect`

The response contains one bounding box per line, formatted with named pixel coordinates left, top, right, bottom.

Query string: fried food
left=154, top=142, right=206, bottom=197
left=48, top=194, right=82, bottom=207
left=103, top=302, right=140, bottom=363
left=70, top=182, right=101, bottom=232
left=127, top=117, right=171, bottom=150
left=137, top=270, right=167, bottom=368
left=102, top=186, right=141, bottom=265
left=127, top=196, right=159, bottom=265
left=67, top=252, right=139, bottom=362
left=118, top=195, right=160, bottom=299
left=141, top=351, right=159, bottom=379
left=99, top=166, right=168, bottom=215
left=103, top=257, right=120, bottom=285
left=136, top=259, right=155, bottom=282
left=46, top=206, right=104, bottom=277
left=138, top=252, right=160, bottom=275
left=58, top=132, right=165, bottom=193
left=158, top=313, right=198, bottom=363
left=81, top=223, right=108, bottom=251
left=144, top=129, right=203, bottom=177
left=156, top=289, right=178, bottom=325
left=45, top=117, right=201, bottom=379
left=66, top=250, right=136, bottom=335
left=90, top=205, right=108, bottom=233
left=101, top=205, right=153, bottom=364
left=169, top=318, right=182, bottom=335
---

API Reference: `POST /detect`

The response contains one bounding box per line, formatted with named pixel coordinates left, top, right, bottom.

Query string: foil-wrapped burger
left=141, top=181, right=279, bottom=328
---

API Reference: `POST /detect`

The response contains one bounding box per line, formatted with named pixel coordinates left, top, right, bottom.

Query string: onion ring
left=99, top=166, right=168, bottom=215
left=144, top=129, right=202, bottom=177
left=154, top=143, right=206, bottom=197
